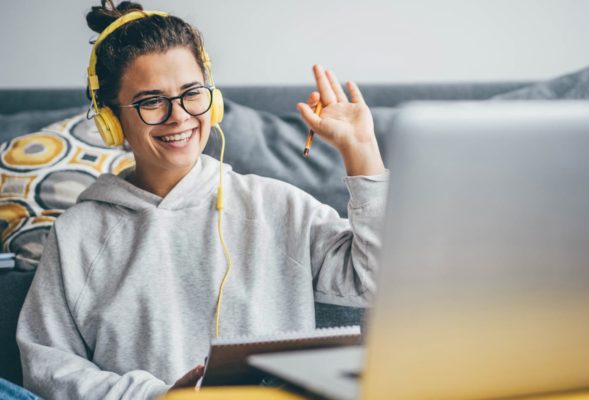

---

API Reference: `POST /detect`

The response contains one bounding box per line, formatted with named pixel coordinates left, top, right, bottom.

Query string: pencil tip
left=303, top=148, right=310, bottom=157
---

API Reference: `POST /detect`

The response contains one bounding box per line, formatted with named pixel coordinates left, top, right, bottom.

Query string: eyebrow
left=131, top=81, right=204, bottom=102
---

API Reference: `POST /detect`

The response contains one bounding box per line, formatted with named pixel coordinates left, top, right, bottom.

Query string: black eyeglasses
left=118, top=85, right=215, bottom=125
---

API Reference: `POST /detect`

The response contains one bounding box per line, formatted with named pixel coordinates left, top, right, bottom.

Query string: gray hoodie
left=17, top=154, right=388, bottom=400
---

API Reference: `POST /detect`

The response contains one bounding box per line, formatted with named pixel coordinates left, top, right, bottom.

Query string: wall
left=1, top=0, right=588, bottom=88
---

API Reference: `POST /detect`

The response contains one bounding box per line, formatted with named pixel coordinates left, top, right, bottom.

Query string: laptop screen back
left=363, top=102, right=589, bottom=399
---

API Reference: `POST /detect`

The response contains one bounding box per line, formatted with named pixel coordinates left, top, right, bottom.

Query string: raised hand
left=297, top=64, right=385, bottom=176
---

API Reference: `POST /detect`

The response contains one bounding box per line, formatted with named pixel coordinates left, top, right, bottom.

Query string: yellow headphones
left=87, top=10, right=224, bottom=147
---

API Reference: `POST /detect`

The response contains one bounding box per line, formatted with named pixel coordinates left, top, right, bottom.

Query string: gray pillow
left=0, top=106, right=86, bottom=143
left=493, top=66, right=589, bottom=100
left=206, top=99, right=397, bottom=217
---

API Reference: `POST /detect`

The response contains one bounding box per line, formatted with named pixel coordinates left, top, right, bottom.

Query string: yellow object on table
left=529, top=392, right=589, bottom=400
left=160, top=386, right=589, bottom=400
left=160, top=386, right=307, bottom=400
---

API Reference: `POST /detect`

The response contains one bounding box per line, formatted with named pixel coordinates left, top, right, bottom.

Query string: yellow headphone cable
left=213, top=124, right=232, bottom=338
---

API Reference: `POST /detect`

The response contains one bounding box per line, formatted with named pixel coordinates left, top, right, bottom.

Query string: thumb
left=296, top=102, right=322, bottom=133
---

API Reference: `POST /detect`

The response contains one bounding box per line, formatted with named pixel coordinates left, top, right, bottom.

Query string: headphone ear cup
left=94, top=107, right=124, bottom=147
left=210, top=88, right=224, bottom=126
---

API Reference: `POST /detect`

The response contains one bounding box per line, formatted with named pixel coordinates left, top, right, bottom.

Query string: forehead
left=119, top=47, right=204, bottom=97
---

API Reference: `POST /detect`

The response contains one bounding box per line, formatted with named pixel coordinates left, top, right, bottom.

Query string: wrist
left=339, top=138, right=386, bottom=176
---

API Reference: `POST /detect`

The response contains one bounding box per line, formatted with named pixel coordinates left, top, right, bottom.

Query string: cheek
left=118, top=109, right=135, bottom=136
left=119, top=111, right=152, bottom=148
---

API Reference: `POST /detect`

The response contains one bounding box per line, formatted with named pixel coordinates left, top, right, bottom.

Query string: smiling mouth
left=156, top=128, right=197, bottom=143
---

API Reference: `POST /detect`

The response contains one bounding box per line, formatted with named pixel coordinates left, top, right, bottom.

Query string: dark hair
left=85, top=0, right=206, bottom=109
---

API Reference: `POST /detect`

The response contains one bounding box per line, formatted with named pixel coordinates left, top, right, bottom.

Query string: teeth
left=160, top=129, right=194, bottom=142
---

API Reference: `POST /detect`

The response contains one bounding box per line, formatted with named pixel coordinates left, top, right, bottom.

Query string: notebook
left=200, top=325, right=361, bottom=387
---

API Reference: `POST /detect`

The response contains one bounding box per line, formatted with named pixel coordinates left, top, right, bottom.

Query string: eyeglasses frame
left=117, top=85, right=215, bottom=126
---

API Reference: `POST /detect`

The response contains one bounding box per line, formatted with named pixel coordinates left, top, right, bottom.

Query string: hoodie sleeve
left=306, top=172, right=389, bottom=307
left=16, top=228, right=171, bottom=400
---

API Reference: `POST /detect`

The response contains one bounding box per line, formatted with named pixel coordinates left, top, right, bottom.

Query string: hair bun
left=86, top=0, right=144, bottom=34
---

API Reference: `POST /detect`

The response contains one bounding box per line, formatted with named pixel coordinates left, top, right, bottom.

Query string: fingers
left=313, top=64, right=337, bottom=106
left=312, top=64, right=356, bottom=106
left=194, top=364, right=205, bottom=380
left=346, top=80, right=365, bottom=104
left=325, top=69, right=349, bottom=103
left=174, top=364, right=205, bottom=388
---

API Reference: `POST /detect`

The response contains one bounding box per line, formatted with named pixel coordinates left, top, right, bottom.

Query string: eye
left=139, top=97, right=165, bottom=109
left=183, top=88, right=203, bottom=100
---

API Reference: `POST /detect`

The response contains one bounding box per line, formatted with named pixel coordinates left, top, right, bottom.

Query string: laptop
left=248, top=101, right=589, bottom=399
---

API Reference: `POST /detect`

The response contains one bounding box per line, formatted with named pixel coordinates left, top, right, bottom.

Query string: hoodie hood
left=78, top=155, right=230, bottom=211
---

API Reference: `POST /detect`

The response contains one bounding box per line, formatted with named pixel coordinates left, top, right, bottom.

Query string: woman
left=16, top=1, right=388, bottom=399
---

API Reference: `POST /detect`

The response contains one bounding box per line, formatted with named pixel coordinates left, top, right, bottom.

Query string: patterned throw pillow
left=0, top=113, right=134, bottom=271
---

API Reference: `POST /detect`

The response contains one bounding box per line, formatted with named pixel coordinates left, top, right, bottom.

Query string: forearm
left=310, top=172, right=389, bottom=306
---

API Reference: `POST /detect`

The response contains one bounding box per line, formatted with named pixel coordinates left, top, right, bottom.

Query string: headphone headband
left=88, top=10, right=169, bottom=93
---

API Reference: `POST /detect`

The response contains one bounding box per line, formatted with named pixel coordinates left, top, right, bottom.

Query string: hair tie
left=106, top=0, right=123, bottom=17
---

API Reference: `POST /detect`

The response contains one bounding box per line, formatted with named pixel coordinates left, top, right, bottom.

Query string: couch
left=1, top=68, right=587, bottom=386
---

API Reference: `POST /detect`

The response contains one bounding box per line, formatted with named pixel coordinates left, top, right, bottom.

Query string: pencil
left=303, top=102, right=323, bottom=157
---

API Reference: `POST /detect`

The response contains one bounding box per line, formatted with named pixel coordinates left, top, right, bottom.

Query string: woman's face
left=117, top=46, right=211, bottom=178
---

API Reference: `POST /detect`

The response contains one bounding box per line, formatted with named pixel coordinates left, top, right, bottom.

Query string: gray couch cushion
left=493, top=66, right=589, bottom=100
left=220, top=82, right=532, bottom=115
left=0, top=271, right=35, bottom=385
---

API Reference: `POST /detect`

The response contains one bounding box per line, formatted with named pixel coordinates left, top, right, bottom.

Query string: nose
left=167, top=98, right=191, bottom=124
